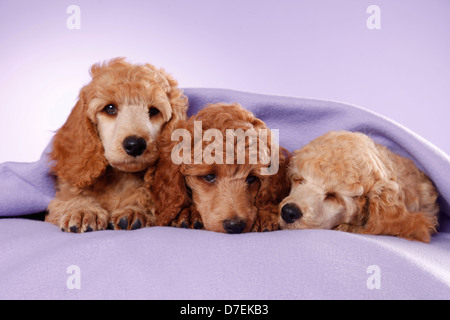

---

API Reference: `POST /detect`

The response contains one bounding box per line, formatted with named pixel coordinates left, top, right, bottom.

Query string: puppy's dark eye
left=203, top=174, right=216, bottom=183
left=293, top=177, right=304, bottom=185
left=104, top=104, right=117, bottom=115
left=246, top=175, right=258, bottom=184
left=149, top=107, right=160, bottom=117
left=325, top=192, right=337, bottom=201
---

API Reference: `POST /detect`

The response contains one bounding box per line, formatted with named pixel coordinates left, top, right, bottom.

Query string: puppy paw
left=171, top=208, right=204, bottom=229
left=252, top=210, right=279, bottom=232
left=171, top=208, right=191, bottom=228
left=110, top=207, right=155, bottom=230
left=59, top=206, right=109, bottom=233
left=191, top=208, right=204, bottom=230
left=401, top=212, right=438, bottom=243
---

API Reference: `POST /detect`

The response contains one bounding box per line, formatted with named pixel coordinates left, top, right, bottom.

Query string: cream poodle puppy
left=279, top=131, right=439, bottom=242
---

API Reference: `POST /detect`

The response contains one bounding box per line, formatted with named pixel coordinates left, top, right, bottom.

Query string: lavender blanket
left=1, top=88, right=449, bottom=300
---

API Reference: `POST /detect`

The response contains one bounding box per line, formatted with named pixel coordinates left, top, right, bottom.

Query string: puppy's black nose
left=223, top=218, right=246, bottom=234
left=281, top=203, right=302, bottom=223
left=123, top=136, right=146, bottom=157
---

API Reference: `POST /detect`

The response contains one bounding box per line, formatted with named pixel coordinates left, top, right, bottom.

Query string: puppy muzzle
left=281, top=203, right=302, bottom=224
left=123, top=136, right=147, bottom=157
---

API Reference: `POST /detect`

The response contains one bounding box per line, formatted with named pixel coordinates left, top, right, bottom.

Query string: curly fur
left=279, top=130, right=439, bottom=242
left=45, top=58, right=187, bottom=232
left=151, top=103, right=291, bottom=233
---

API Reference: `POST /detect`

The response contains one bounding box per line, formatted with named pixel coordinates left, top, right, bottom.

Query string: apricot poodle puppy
left=46, top=58, right=187, bottom=232
left=279, top=130, right=439, bottom=242
left=151, top=103, right=290, bottom=234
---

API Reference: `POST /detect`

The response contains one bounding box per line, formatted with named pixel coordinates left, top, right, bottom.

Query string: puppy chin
left=278, top=218, right=307, bottom=230
left=109, top=157, right=154, bottom=173
left=202, top=217, right=253, bottom=234
left=111, top=162, right=146, bottom=172
left=203, top=221, right=226, bottom=233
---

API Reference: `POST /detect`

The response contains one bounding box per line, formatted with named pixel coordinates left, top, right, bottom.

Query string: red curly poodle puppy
left=45, top=58, right=187, bottom=232
left=151, top=103, right=290, bottom=234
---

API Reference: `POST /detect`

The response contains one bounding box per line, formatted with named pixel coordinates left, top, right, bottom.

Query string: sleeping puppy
left=151, top=103, right=290, bottom=233
left=46, top=58, right=187, bottom=232
left=279, top=130, right=439, bottom=242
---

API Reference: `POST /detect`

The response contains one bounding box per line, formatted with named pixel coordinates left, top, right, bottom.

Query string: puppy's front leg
left=190, top=207, right=204, bottom=229
left=252, top=206, right=280, bottom=232
left=46, top=196, right=109, bottom=233
left=170, top=206, right=204, bottom=229
left=109, top=187, right=156, bottom=230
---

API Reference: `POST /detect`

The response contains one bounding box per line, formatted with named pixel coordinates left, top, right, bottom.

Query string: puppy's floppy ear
left=256, top=147, right=291, bottom=211
left=149, top=129, right=191, bottom=226
left=50, top=88, right=108, bottom=188
left=363, top=180, right=437, bottom=242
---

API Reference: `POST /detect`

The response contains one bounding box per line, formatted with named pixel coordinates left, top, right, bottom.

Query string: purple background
left=0, top=0, right=449, bottom=163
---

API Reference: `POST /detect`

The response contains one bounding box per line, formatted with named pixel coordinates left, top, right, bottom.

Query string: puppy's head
left=182, top=163, right=262, bottom=233
left=153, top=103, right=290, bottom=233
left=279, top=131, right=381, bottom=230
left=51, top=58, right=187, bottom=187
